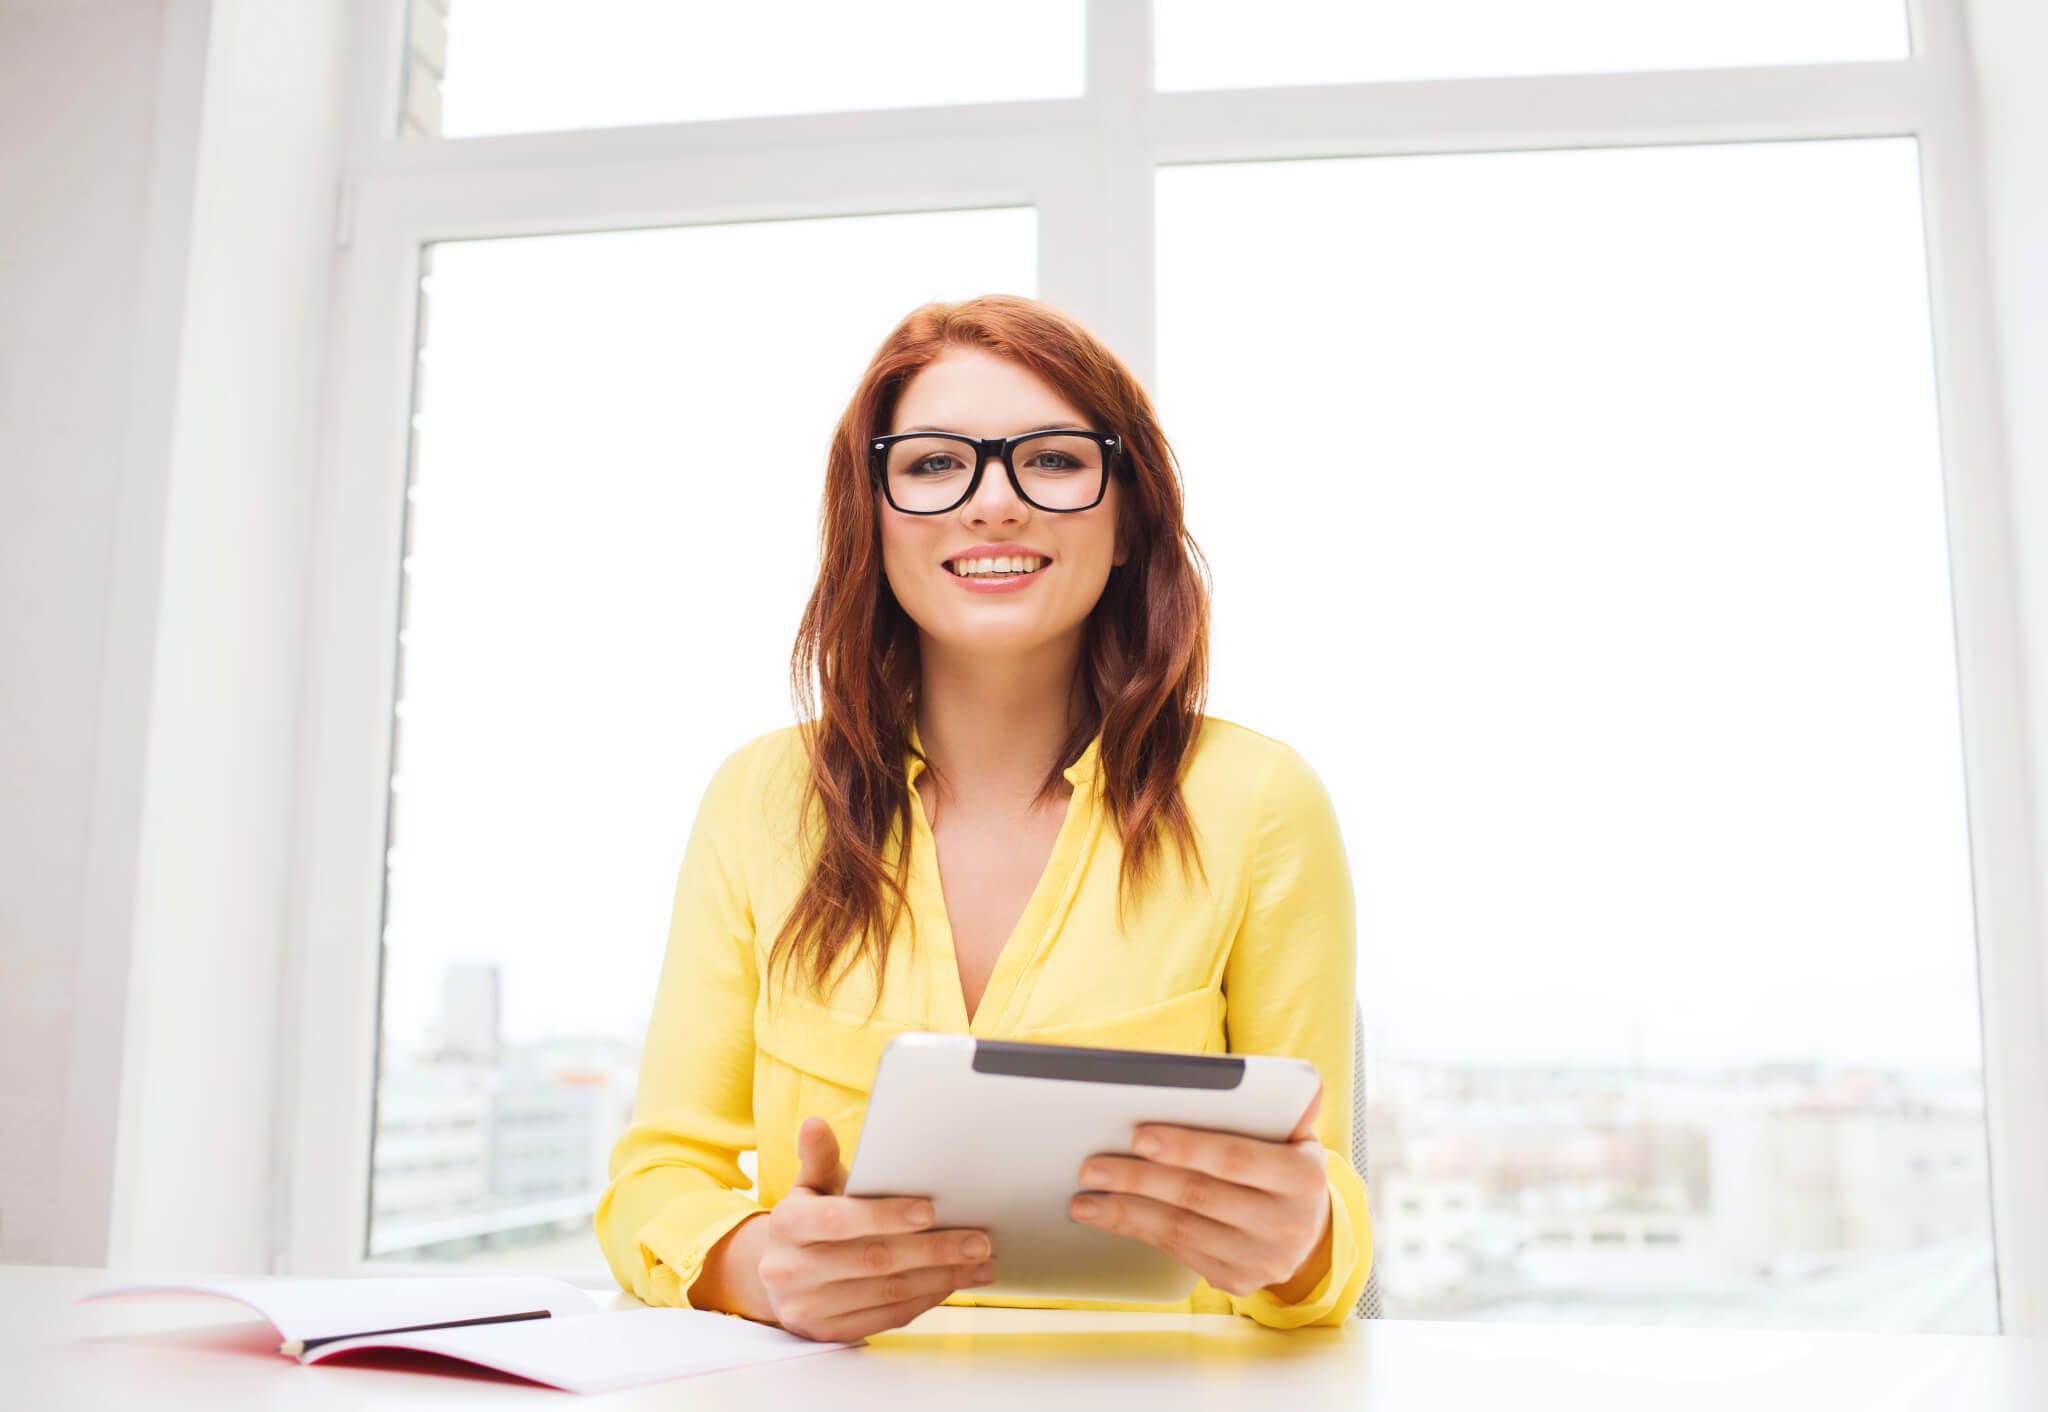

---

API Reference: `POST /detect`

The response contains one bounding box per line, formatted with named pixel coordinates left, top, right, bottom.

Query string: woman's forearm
left=687, top=1210, right=776, bottom=1322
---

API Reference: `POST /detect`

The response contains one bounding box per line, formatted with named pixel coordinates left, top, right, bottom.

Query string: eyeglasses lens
left=884, top=433, right=1105, bottom=512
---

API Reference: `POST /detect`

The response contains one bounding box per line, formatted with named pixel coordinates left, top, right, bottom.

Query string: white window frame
left=280, top=0, right=2045, bottom=1332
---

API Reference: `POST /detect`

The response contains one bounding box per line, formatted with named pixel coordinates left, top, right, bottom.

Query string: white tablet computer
left=841, top=1032, right=1322, bottom=1304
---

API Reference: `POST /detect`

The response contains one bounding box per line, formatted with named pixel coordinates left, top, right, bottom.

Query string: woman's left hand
left=1070, top=1081, right=1333, bottom=1299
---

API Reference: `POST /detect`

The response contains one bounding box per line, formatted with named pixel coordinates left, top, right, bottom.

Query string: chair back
left=1351, top=1004, right=1381, bottom=1319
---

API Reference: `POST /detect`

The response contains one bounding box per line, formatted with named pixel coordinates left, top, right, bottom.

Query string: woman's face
left=877, top=347, right=1126, bottom=660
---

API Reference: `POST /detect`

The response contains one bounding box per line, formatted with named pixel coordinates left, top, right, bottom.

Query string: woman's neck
left=916, top=643, right=1086, bottom=816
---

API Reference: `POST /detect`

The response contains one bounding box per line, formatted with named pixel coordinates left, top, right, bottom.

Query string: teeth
left=949, top=555, right=1046, bottom=577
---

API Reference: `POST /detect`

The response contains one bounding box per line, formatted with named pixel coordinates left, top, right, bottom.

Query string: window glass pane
left=399, top=0, right=1085, bottom=139
left=1155, top=0, right=1909, bottom=90
left=1158, top=139, right=1995, bottom=1331
left=368, top=209, right=1035, bottom=1271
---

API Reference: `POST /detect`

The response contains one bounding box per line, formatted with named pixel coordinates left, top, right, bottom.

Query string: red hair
left=769, top=295, right=1213, bottom=1019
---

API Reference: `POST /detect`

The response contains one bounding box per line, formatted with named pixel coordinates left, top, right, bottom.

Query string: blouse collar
left=906, top=718, right=1102, bottom=791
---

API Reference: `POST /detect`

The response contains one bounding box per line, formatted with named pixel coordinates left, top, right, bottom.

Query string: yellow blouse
left=595, top=714, right=1373, bottom=1329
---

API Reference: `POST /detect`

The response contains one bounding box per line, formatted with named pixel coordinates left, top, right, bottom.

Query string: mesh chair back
left=1352, top=1004, right=1381, bottom=1319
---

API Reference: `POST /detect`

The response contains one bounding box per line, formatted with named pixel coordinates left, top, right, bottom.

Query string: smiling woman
left=593, top=294, right=1374, bottom=1342
left=872, top=345, right=1129, bottom=680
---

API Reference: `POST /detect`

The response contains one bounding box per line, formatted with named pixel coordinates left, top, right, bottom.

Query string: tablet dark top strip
left=971, top=1039, right=1246, bottom=1089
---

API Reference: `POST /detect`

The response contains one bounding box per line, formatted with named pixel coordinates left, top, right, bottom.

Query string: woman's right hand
left=755, top=1115, right=997, bottom=1343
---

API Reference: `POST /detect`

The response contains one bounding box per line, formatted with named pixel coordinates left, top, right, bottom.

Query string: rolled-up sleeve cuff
left=633, top=1189, right=769, bottom=1310
left=1232, top=1147, right=1373, bottom=1330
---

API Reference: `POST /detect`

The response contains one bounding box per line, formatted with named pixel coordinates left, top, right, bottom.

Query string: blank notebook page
left=304, top=1305, right=863, bottom=1394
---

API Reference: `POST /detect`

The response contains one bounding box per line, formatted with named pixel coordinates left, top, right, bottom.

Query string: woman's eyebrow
left=899, top=422, right=1077, bottom=435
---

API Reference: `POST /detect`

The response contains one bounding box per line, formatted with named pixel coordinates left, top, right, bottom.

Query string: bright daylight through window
left=365, top=0, right=1994, bottom=1335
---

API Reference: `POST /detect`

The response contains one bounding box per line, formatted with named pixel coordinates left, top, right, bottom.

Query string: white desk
left=9, top=1263, right=2044, bottom=1408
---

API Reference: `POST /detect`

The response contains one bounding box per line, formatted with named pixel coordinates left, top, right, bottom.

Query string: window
left=291, top=0, right=2018, bottom=1334
left=1155, top=0, right=1908, bottom=88
left=399, top=0, right=1086, bottom=139
left=1157, top=136, right=1994, bottom=1329
left=365, top=211, right=1034, bottom=1268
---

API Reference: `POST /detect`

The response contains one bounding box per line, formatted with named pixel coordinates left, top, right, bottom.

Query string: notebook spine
left=281, top=1307, right=553, bottom=1358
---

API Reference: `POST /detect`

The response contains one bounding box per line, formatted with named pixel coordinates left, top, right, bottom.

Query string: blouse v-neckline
left=903, top=719, right=1105, bottom=1036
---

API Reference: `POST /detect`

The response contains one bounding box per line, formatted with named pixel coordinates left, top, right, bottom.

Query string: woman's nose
left=968, top=451, right=1026, bottom=512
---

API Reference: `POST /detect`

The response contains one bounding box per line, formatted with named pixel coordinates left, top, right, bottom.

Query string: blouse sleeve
left=594, top=736, right=770, bottom=1309
left=1219, top=743, right=1375, bottom=1329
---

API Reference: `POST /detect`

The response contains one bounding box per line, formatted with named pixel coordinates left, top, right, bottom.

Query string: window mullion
left=1907, top=0, right=2048, bottom=1341
left=1040, top=0, right=1157, bottom=390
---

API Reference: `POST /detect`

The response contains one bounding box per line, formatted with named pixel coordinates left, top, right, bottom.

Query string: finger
left=1124, top=1123, right=1324, bottom=1200
left=1289, top=1081, right=1324, bottom=1143
left=1071, top=1189, right=1268, bottom=1286
left=795, top=1116, right=848, bottom=1196
left=816, top=1289, right=953, bottom=1343
left=1078, top=1152, right=1269, bottom=1235
left=822, top=1259, right=993, bottom=1314
left=807, top=1226, right=993, bottom=1279
left=796, top=1192, right=956, bottom=1247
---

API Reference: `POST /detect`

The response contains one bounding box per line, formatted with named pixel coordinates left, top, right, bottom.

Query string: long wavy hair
left=766, top=294, right=1214, bottom=1021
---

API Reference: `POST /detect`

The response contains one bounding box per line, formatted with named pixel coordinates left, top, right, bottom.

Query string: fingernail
left=910, top=1203, right=934, bottom=1226
left=1135, top=1134, right=1161, bottom=1158
left=963, top=1234, right=990, bottom=1259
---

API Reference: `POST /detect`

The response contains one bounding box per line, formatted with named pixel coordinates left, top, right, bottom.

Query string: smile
left=942, top=559, right=1051, bottom=593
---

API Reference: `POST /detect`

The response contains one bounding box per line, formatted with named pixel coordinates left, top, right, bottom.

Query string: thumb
left=796, top=1116, right=848, bottom=1195
left=1288, top=1080, right=1323, bottom=1144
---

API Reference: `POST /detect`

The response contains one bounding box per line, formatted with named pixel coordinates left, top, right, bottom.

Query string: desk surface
left=8, top=1263, right=2044, bottom=1409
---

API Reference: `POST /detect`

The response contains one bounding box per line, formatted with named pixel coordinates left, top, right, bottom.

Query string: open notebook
left=79, top=1275, right=862, bottom=1395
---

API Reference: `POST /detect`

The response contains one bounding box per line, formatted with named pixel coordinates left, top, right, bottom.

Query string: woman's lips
left=943, top=560, right=1051, bottom=594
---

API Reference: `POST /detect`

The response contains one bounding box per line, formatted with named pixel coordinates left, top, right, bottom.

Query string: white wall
left=0, top=0, right=2043, bottom=1310
left=0, top=0, right=351, bottom=1269
left=0, top=0, right=187, bottom=1267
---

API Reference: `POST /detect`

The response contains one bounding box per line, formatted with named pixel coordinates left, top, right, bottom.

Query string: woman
left=594, top=294, right=1371, bottom=1341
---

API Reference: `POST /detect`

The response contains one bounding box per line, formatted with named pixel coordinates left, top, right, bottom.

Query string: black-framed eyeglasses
left=869, top=428, right=1123, bottom=515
